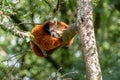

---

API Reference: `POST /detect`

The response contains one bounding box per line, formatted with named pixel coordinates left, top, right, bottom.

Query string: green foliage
left=0, top=0, right=120, bottom=80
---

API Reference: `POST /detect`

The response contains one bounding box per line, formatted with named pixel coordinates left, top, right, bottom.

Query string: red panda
left=30, top=20, right=74, bottom=57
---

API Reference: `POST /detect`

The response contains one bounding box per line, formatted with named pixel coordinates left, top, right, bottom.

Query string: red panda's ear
left=57, top=21, right=68, bottom=28
left=43, top=22, right=51, bottom=35
left=51, top=18, right=58, bottom=25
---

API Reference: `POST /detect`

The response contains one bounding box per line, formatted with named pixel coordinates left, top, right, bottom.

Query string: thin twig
left=53, top=0, right=60, bottom=13
left=2, top=52, right=27, bottom=80
left=49, top=67, right=62, bottom=80
left=60, top=71, right=78, bottom=79
left=17, top=22, right=40, bottom=26
left=44, top=0, right=51, bottom=9
left=44, top=0, right=60, bottom=20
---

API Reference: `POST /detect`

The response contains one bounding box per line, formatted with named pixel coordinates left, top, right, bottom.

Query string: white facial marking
left=51, top=32, right=59, bottom=38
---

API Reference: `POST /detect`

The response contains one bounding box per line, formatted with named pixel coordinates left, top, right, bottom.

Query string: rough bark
left=77, top=0, right=102, bottom=80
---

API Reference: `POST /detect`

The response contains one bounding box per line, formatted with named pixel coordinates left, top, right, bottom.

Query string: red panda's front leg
left=30, top=41, right=45, bottom=57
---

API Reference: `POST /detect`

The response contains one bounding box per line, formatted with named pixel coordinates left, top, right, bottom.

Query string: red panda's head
left=43, top=20, right=68, bottom=38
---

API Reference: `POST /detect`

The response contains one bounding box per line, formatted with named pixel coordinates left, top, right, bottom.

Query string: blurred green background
left=0, top=0, right=120, bottom=80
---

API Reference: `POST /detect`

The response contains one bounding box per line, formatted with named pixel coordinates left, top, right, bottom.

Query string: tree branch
left=62, top=23, right=78, bottom=45
left=45, top=56, right=59, bottom=69
left=0, top=23, right=29, bottom=39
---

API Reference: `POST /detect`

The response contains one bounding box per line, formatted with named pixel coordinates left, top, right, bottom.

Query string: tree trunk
left=77, top=0, right=102, bottom=80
